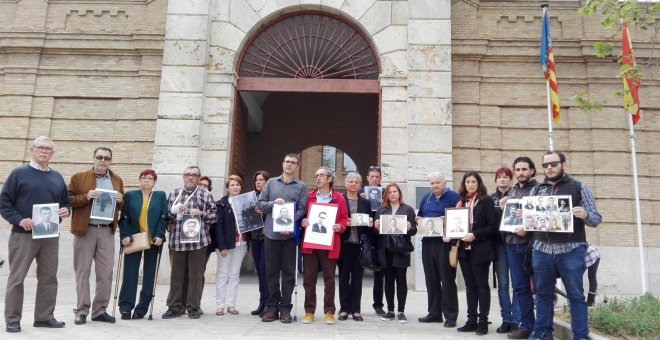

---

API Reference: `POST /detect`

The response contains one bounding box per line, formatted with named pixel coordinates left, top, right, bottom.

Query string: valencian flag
left=539, top=6, right=560, bottom=123
left=622, top=23, right=641, bottom=125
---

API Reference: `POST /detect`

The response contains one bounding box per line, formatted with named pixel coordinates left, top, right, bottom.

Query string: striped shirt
left=167, top=187, right=217, bottom=252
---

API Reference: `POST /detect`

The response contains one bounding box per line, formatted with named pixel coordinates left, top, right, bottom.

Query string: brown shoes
left=261, top=310, right=279, bottom=322
left=280, top=311, right=293, bottom=323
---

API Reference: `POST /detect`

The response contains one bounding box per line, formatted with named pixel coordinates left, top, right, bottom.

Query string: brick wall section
left=451, top=0, right=660, bottom=247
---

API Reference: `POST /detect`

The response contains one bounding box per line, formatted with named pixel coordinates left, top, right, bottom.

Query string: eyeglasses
left=140, top=177, right=155, bottom=181
left=183, top=173, right=200, bottom=178
left=284, top=160, right=299, bottom=165
left=33, top=146, right=53, bottom=153
left=369, top=166, right=381, bottom=171
left=314, top=174, right=329, bottom=179
left=95, top=156, right=112, bottom=161
left=541, top=161, right=560, bottom=169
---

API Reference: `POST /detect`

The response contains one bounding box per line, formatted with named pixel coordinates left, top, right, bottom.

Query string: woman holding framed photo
left=456, top=171, right=497, bottom=335
left=374, top=183, right=417, bottom=324
left=213, top=175, right=249, bottom=316
left=249, top=170, right=270, bottom=316
left=118, top=169, right=168, bottom=320
left=338, top=172, right=373, bottom=321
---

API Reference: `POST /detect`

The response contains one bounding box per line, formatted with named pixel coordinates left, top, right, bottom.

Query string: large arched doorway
left=230, top=12, right=381, bottom=189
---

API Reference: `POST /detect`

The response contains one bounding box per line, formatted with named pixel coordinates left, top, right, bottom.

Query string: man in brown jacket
left=68, top=147, right=124, bottom=325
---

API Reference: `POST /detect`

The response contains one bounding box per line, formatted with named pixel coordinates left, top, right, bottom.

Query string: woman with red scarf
left=455, top=171, right=497, bottom=335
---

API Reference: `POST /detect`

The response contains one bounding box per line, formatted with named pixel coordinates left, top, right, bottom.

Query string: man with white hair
left=415, top=172, right=460, bottom=327
left=1, top=136, right=71, bottom=333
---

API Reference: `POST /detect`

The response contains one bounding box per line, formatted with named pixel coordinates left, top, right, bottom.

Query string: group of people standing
left=2, top=136, right=602, bottom=340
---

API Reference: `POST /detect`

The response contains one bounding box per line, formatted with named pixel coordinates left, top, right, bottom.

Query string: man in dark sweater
left=416, top=172, right=460, bottom=328
left=0, top=136, right=71, bottom=333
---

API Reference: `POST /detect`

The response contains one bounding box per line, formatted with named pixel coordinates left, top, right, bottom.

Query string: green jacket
left=119, top=190, right=168, bottom=241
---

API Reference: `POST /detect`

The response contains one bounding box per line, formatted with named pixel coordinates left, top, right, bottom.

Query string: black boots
left=476, top=318, right=490, bottom=335
left=457, top=318, right=477, bottom=332
left=586, top=292, right=596, bottom=307
left=251, top=303, right=265, bottom=316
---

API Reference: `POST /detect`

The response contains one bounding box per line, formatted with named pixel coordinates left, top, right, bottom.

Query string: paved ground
left=0, top=271, right=514, bottom=340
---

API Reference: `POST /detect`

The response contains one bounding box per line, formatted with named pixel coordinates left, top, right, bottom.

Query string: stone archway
left=231, top=12, right=381, bottom=187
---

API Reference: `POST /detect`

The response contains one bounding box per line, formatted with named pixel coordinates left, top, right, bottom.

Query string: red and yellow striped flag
left=622, top=23, right=641, bottom=125
left=539, top=9, right=560, bottom=123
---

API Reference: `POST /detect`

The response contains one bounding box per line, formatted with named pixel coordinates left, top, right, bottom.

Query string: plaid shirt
left=167, top=187, right=217, bottom=252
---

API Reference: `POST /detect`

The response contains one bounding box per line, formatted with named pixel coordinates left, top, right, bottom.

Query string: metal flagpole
left=545, top=81, right=554, bottom=151
left=628, top=112, right=647, bottom=294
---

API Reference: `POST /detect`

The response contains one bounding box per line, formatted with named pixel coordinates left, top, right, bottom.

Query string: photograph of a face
left=350, top=213, right=369, bottom=227
left=32, top=203, right=60, bottom=239
left=90, top=188, right=116, bottom=221
left=303, top=203, right=338, bottom=248
left=272, top=202, right=295, bottom=232
left=522, top=195, right=573, bottom=233
left=379, top=215, right=407, bottom=235
left=418, top=217, right=444, bottom=237
left=180, top=215, right=201, bottom=243
left=365, top=186, right=383, bottom=211
left=229, top=191, right=264, bottom=234
left=445, top=208, right=469, bottom=239
left=499, top=199, right=523, bottom=232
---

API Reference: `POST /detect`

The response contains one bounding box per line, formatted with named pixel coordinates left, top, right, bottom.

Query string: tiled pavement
left=0, top=273, right=513, bottom=340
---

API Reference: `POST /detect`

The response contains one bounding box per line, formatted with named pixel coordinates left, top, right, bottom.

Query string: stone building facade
left=0, top=0, right=658, bottom=294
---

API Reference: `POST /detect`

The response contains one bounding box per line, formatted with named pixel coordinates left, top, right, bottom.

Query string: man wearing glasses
left=257, top=154, right=308, bottom=323
left=162, top=166, right=217, bottom=320
left=527, top=152, right=601, bottom=340
left=1, top=136, right=71, bottom=333
left=68, top=147, right=124, bottom=325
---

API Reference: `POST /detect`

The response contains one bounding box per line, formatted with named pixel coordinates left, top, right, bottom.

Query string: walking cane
left=293, top=224, right=300, bottom=322
left=112, top=246, right=124, bottom=319
left=148, top=244, right=163, bottom=320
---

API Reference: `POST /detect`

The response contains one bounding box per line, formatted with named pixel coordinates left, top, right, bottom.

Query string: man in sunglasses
left=526, top=152, right=602, bottom=340
left=68, top=147, right=124, bottom=325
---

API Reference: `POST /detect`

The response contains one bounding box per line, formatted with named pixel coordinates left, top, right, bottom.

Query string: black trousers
left=251, top=239, right=268, bottom=306
left=118, top=245, right=161, bottom=315
left=422, top=242, right=458, bottom=322
left=587, top=258, right=600, bottom=294
left=337, top=244, right=364, bottom=313
left=264, top=237, right=296, bottom=312
left=372, top=267, right=384, bottom=309
left=459, top=254, right=491, bottom=321
left=384, top=265, right=408, bottom=313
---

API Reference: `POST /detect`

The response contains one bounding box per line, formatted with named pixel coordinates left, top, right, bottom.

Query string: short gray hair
left=428, top=171, right=446, bottom=181
left=32, top=136, right=54, bottom=149
left=345, top=172, right=362, bottom=184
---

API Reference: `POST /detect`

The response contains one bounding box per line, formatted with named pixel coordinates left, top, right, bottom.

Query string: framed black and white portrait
left=379, top=215, right=407, bottom=235
left=350, top=213, right=369, bottom=227
left=522, top=195, right=573, bottom=233
left=229, top=191, right=264, bottom=234
left=180, top=215, right=201, bottom=243
left=303, top=203, right=338, bottom=249
left=90, top=188, right=116, bottom=221
left=32, top=203, right=59, bottom=239
left=418, top=217, right=443, bottom=237
left=272, top=202, right=295, bottom=232
left=445, top=207, right=469, bottom=239
left=365, top=186, right=383, bottom=212
left=499, top=199, right=523, bottom=232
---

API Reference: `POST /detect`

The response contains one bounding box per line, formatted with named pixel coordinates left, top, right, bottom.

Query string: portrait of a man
left=275, top=206, right=293, bottom=225
left=311, top=211, right=328, bottom=234
left=90, top=188, right=117, bottom=221
left=537, top=217, right=548, bottom=231
left=546, top=197, right=558, bottom=213
left=502, top=205, right=521, bottom=225
left=184, top=220, right=199, bottom=238
left=525, top=215, right=537, bottom=230
left=524, top=197, right=535, bottom=210
left=558, top=199, right=570, bottom=212
left=387, top=217, right=403, bottom=234
left=365, top=186, right=382, bottom=211
left=272, top=202, right=296, bottom=232
left=32, top=205, right=59, bottom=238
left=449, top=215, right=465, bottom=233
left=351, top=213, right=368, bottom=226
left=535, top=197, right=547, bottom=212
left=425, top=219, right=441, bottom=235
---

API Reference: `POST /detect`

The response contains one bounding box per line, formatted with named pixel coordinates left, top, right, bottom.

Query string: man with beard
left=162, top=166, right=217, bottom=320
left=497, top=157, right=538, bottom=338
left=527, top=152, right=601, bottom=340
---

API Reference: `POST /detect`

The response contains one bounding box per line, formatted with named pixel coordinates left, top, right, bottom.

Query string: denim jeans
left=495, top=244, right=520, bottom=324
left=531, top=246, right=588, bottom=340
left=506, top=243, right=534, bottom=331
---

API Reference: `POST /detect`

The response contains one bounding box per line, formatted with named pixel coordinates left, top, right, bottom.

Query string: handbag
left=385, top=234, right=414, bottom=255
left=360, top=234, right=381, bottom=271
left=124, top=231, right=151, bottom=254
left=449, top=241, right=459, bottom=268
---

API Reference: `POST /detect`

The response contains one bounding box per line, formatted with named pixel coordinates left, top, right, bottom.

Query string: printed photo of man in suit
left=33, top=206, right=58, bottom=237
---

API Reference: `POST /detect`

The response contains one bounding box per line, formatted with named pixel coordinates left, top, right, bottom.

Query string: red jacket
left=302, top=189, right=348, bottom=259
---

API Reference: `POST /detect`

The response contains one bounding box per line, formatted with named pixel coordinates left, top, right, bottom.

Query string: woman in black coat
left=374, top=183, right=417, bottom=324
left=455, top=171, right=497, bottom=335
left=337, top=172, right=373, bottom=321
